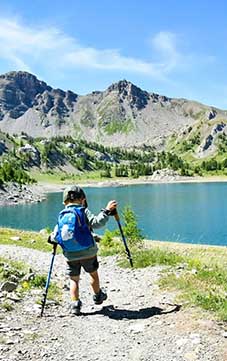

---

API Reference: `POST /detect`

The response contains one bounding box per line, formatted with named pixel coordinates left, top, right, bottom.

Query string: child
left=50, top=185, right=117, bottom=315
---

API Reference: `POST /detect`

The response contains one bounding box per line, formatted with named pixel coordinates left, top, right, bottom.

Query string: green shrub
left=1, top=301, right=14, bottom=312
left=99, top=207, right=144, bottom=264
left=121, top=206, right=144, bottom=248
left=0, top=259, right=26, bottom=281
left=30, top=274, right=46, bottom=288
left=99, top=230, right=123, bottom=256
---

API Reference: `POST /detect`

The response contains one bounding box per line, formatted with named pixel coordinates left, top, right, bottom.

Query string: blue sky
left=0, top=0, right=227, bottom=109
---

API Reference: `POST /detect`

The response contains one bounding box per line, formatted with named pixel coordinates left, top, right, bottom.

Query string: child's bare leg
left=90, top=271, right=107, bottom=304
left=89, top=270, right=100, bottom=294
left=70, top=275, right=80, bottom=300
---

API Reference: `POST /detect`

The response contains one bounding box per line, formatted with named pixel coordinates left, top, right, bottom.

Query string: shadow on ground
left=82, top=304, right=181, bottom=320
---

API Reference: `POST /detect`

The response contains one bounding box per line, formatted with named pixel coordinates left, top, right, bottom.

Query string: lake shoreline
left=1, top=174, right=227, bottom=206
left=38, top=174, right=227, bottom=193
left=38, top=176, right=227, bottom=193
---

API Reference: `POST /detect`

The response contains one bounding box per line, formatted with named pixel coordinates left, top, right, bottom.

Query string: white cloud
left=151, top=31, right=180, bottom=71
left=64, top=48, right=159, bottom=75
left=0, top=18, right=189, bottom=78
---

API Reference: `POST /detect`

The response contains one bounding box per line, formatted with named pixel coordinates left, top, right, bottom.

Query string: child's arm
left=85, top=208, right=109, bottom=229
left=85, top=200, right=117, bottom=229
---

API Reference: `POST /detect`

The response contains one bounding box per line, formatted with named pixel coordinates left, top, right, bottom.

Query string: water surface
left=0, top=182, right=227, bottom=246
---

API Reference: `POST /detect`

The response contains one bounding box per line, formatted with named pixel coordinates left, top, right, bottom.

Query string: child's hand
left=105, top=200, right=118, bottom=213
left=47, top=233, right=58, bottom=245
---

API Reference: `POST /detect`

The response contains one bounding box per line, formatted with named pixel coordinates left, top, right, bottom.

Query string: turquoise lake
left=0, top=182, right=227, bottom=247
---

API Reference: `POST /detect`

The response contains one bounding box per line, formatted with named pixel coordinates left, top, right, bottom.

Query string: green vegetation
left=160, top=263, right=227, bottom=321
left=3, top=129, right=227, bottom=184
left=180, top=131, right=201, bottom=152
left=99, top=230, right=124, bottom=257
left=0, top=255, right=62, bottom=311
left=0, top=161, right=35, bottom=185
left=20, top=136, right=193, bottom=181
left=104, top=118, right=134, bottom=135
left=124, top=248, right=184, bottom=269
left=121, top=206, right=144, bottom=247
left=96, top=100, right=134, bottom=136
left=1, top=301, right=14, bottom=311
left=100, top=206, right=144, bottom=256
left=0, top=257, right=26, bottom=281
left=0, top=228, right=54, bottom=253
left=1, top=114, right=227, bottom=184
left=166, top=125, right=227, bottom=176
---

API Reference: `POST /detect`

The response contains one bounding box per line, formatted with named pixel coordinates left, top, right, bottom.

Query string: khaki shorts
left=66, top=256, right=99, bottom=277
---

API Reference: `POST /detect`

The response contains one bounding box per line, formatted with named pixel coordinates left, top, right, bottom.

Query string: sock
left=71, top=296, right=79, bottom=301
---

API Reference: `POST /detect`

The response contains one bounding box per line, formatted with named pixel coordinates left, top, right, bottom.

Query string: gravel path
left=0, top=245, right=227, bottom=361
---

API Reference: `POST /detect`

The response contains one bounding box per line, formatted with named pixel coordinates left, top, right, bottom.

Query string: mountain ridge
left=0, top=71, right=226, bottom=148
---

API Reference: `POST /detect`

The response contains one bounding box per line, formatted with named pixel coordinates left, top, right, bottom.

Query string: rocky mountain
left=0, top=71, right=226, bottom=149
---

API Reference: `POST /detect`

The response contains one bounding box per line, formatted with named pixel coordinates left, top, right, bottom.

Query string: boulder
left=0, top=141, right=7, bottom=155
left=39, top=228, right=48, bottom=236
left=66, top=142, right=75, bottom=149
left=206, top=109, right=217, bottom=120
left=196, top=123, right=226, bottom=157
left=95, top=151, right=117, bottom=162
left=0, top=281, right=18, bottom=292
left=202, top=134, right=213, bottom=151
left=22, top=272, right=35, bottom=282
left=18, top=143, right=40, bottom=164
left=10, top=236, right=21, bottom=241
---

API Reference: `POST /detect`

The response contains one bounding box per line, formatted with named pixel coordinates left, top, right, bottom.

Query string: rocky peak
left=107, top=80, right=150, bottom=110
left=0, top=71, right=78, bottom=120
left=107, top=79, right=132, bottom=93
left=0, top=71, right=51, bottom=119
left=0, top=71, right=51, bottom=97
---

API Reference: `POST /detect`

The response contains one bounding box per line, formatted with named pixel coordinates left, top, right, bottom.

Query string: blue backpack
left=54, top=206, right=94, bottom=252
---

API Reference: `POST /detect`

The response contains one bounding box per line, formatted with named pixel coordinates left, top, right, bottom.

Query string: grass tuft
left=160, top=263, right=227, bottom=321
left=119, top=248, right=184, bottom=268
left=0, top=227, right=55, bottom=253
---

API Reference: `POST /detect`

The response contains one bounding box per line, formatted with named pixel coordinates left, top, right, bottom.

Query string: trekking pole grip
left=114, top=211, right=120, bottom=222
left=53, top=243, right=57, bottom=254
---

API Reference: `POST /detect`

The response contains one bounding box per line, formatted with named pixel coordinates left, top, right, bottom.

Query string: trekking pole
left=40, top=243, right=57, bottom=317
left=114, top=211, right=133, bottom=268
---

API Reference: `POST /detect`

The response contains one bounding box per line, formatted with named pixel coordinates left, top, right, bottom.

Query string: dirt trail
left=0, top=245, right=226, bottom=361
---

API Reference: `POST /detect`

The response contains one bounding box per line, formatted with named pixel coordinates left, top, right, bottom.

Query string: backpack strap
left=71, top=208, right=82, bottom=227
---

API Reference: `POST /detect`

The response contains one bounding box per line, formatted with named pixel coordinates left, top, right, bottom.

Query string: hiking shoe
left=70, top=300, right=82, bottom=315
left=93, top=289, right=107, bottom=305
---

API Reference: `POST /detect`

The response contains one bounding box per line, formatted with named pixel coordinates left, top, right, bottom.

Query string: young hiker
left=49, top=185, right=117, bottom=315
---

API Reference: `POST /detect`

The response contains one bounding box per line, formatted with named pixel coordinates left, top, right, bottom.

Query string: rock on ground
left=0, top=183, right=46, bottom=206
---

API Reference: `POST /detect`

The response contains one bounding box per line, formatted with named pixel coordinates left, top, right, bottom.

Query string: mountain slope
left=0, top=71, right=226, bottom=148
